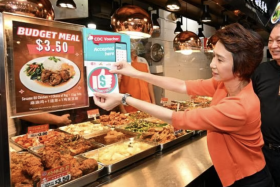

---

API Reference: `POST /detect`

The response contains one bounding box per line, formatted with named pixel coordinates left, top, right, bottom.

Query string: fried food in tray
left=41, top=150, right=98, bottom=180
left=10, top=150, right=99, bottom=187
left=90, top=129, right=138, bottom=145
left=140, top=125, right=179, bottom=144
left=59, top=121, right=109, bottom=137
left=29, top=133, right=101, bottom=157
left=10, top=152, right=43, bottom=187
left=143, top=117, right=167, bottom=124
left=128, top=111, right=151, bottom=119
left=11, top=130, right=65, bottom=149
left=98, top=111, right=132, bottom=126
left=82, top=139, right=155, bottom=165
left=124, top=120, right=168, bottom=133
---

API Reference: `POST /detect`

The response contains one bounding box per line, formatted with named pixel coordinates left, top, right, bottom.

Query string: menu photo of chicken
left=19, top=56, right=80, bottom=94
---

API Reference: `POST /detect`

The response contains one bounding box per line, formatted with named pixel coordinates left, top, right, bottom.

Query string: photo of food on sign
left=271, top=2, right=280, bottom=24
left=19, top=56, right=80, bottom=94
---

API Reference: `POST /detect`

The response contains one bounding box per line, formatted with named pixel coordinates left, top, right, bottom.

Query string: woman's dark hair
left=215, top=23, right=264, bottom=82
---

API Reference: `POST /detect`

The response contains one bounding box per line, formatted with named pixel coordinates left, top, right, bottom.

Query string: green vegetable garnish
left=48, top=56, right=61, bottom=63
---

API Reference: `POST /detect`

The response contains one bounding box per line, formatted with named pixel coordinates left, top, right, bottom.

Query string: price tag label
left=41, top=165, right=71, bottom=187
left=28, top=124, right=49, bottom=138
left=87, top=109, right=100, bottom=119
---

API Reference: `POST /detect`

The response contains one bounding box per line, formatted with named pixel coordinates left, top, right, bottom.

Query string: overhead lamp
left=56, top=0, right=76, bottom=9
left=166, top=0, right=181, bottom=12
left=87, top=23, right=96, bottom=29
left=205, top=34, right=219, bottom=53
left=173, top=31, right=202, bottom=55
left=197, top=24, right=204, bottom=38
left=151, top=11, right=160, bottom=30
left=174, top=20, right=183, bottom=34
left=201, top=5, right=212, bottom=22
left=111, top=5, right=153, bottom=39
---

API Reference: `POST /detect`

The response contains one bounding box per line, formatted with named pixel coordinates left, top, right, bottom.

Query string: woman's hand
left=110, top=61, right=140, bottom=78
left=93, top=92, right=123, bottom=111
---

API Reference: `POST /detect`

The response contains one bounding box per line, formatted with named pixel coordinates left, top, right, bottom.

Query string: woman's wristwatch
left=122, top=93, right=131, bottom=106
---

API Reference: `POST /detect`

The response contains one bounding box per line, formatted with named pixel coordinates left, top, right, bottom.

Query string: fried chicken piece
left=11, top=168, right=32, bottom=186
left=22, top=155, right=43, bottom=182
left=41, top=69, right=52, bottom=82
left=49, top=73, right=62, bottom=86
left=60, top=69, right=71, bottom=81
left=68, top=157, right=82, bottom=179
left=79, top=159, right=98, bottom=175
left=42, top=149, right=61, bottom=169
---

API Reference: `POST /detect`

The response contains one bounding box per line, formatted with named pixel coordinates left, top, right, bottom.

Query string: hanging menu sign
left=12, top=21, right=88, bottom=116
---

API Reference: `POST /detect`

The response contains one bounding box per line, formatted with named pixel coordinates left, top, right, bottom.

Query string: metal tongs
left=128, top=137, right=134, bottom=148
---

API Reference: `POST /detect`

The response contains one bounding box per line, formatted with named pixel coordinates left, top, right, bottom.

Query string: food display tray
left=158, top=131, right=194, bottom=151
left=28, top=142, right=104, bottom=158
left=58, top=123, right=110, bottom=139
left=9, top=142, right=23, bottom=152
left=59, top=160, right=105, bottom=187
left=81, top=139, right=158, bottom=174
left=10, top=129, right=67, bottom=150
left=89, top=128, right=139, bottom=146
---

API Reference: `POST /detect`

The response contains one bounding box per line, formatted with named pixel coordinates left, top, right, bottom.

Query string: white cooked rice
left=41, top=57, right=62, bottom=72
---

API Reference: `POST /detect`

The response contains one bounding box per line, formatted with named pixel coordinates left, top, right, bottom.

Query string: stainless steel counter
left=87, top=134, right=213, bottom=187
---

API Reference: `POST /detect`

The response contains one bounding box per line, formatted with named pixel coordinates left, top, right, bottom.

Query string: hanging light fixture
left=174, top=17, right=183, bottom=34
left=111, top=5, right=153, bottom=39
left=174, top=32, right=202, bottom=55
left=151, top=10, right=160, bottom=30
left=197, top=23, right=205, bottom=38
left=166, top=0, right=181, bottom=12
left=0, top=0, right=54, bottom=20
left=198, top=28, right=204, bottom=38
left=205, top=34, right=219, bottom=53
left=201, top=4, right=211, bottom=22
left=56, top=0, right=76, bottom=9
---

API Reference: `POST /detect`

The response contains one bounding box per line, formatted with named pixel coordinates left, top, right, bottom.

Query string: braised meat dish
left=99, top=111, right=132, bottom=126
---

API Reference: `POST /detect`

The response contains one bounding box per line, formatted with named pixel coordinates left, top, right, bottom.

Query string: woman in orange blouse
left=93, top=23, right=274, bottom=187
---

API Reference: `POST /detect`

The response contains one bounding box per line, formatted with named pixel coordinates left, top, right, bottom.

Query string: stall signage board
left=41, top=164, right=71, bottom=187
left=12, top=21, right=88, bottom=116
left=28, top=124, right=49, bottom=138
left=83, top=28, right=131, bottom=96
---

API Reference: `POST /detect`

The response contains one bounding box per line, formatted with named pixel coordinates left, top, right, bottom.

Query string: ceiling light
left=152, top=13, right=160, bottom=30
left=201, top=5, right=212, bottom=22
left=198, top=28, right=204, bottom=37
left=166, top=0, right=181, bottom=12
left=111, top=5, right=153, bottom=39
left=87, top=23, right=96, bottom=29
left=56, top=0, right=76, bottom=9
left=174, top=31, right=202, bottom=54
left=174, top=21, right=183, bottom=34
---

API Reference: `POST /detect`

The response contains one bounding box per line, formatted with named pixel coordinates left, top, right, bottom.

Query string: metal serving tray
left=81, top=139, right=158, bottom=174
left=28, top=142, right=104, bottom=158
left=158, top=131, right=194, bottom=151
left=59, top=160, right=105, bottom=187
left=89, top=128, right=139, bottom=145
left=9, top=142, right=23, bottom=152
left=59, top=123, right=110, bottom=139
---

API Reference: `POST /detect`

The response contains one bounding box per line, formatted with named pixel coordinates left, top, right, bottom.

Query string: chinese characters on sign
left=41, top=164, right=71, bottom=187
left=12, top=21, right=88, bottom=116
